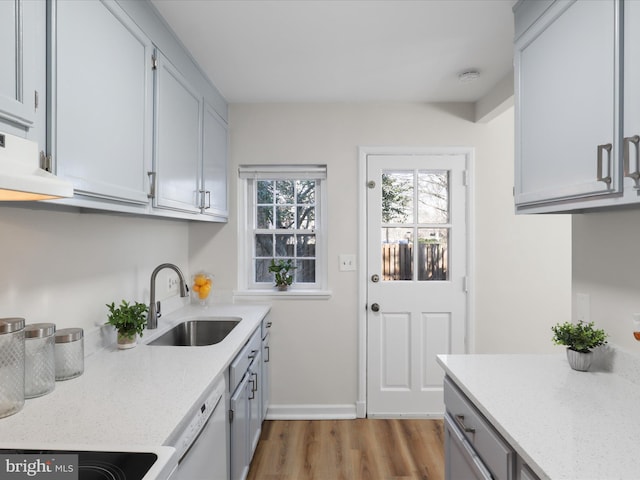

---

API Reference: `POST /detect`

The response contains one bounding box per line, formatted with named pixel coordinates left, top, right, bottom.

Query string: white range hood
left=0, top=132, right=73, bottom=201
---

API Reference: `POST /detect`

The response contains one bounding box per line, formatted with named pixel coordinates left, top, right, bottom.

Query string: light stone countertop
left=437, top=353, right=640, bottom=480
left=0, top=303, right=270, bottom=450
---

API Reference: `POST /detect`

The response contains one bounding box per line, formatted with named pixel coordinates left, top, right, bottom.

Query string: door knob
left=370, top=303, right=380, bottom=312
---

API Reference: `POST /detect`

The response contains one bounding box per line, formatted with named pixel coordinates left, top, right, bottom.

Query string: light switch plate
left=339, top=254, right=356, bottom=271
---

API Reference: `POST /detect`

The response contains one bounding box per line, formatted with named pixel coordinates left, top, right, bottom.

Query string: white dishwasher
left=170, top=377, right=228, bottom=480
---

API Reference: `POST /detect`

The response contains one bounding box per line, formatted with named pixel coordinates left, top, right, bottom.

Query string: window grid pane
left=253, top=178, right=318, bottom=286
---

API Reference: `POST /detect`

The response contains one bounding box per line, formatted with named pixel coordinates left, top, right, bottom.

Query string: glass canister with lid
left=54, top=327, right=84, bottom=381
left=24, top=323, right=56, bottom=398
left=0, top=317, right=25, bottom=418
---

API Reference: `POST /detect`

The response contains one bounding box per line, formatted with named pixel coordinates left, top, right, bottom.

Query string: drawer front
left=229, top=327, right=261, bottom=392
left=444, top=376, right=514, bottom=480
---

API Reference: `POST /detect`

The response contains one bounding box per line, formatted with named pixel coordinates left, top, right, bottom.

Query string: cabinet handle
left=454, top=414, right=476, bottom=434
left=248, top=349, right=258, bottom=360
left=206, top=190, right=211, bottom=209
left=624, top=135, right=640, bottom=189
left=147, top=171, right=156, bottom=199
left=597, top=143, right=613, bottom=186
left=264, top=345, right=270, bottom=363
left=266, top=321, right=272, bottom=328
left=252, top=372, right=258, bottom=393
left=248, top=379, right=255, bottom=400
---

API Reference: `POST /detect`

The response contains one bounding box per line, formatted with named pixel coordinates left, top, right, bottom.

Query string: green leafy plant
left=551, top=321, right=607, bottom=353
left=106, top=300, right=149, bottom=340
left=268, top=259, right=297, bottom=287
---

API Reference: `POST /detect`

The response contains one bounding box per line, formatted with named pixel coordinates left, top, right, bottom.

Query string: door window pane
left=382, top=228, right=413, bottom=281
left=418, top=171, right=449, bottom=224
left=382, top=171, right=414, bottom=223
left=417, top=228, right=448, bottom=281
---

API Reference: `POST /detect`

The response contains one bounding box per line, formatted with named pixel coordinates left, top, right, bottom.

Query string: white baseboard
left=265, top=404, right=357, bottom=420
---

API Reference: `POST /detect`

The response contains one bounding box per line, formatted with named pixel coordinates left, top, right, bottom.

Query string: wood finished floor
left=247, top=419, right=445, bottom=480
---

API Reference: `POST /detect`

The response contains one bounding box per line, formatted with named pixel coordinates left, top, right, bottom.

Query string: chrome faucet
left=147, top=263, right=189, bottom=329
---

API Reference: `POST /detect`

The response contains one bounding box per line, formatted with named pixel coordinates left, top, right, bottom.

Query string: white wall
left=474, top=108, right=572, bottom=354
left=573, top=210, right=640, bottom=351
left=0, top=205, right=189, bottom=352
left=189, top=103, right=572, bottom=413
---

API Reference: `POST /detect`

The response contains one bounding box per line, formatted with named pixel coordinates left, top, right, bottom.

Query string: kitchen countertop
left=0, top=303, right=270, bottom=450
left=437, top=353, right=640, bottom=480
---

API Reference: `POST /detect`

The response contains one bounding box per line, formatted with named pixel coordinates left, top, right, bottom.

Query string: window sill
left=233, top=289, right=332, bottom=301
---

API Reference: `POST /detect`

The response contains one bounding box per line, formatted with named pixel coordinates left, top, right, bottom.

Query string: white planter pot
left=566, top=348, right=592, bottom=372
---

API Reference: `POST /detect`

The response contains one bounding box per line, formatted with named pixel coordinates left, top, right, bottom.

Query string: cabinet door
left=0, top=0, right=37, bottom=133
left=154, top=51, right=202, bottom=213
left=230, top=374, right=250, bottom=480
left=261, top=331, right=270, bottom=421
left=515, top=0, right=621, bottom=207
left=624, top=0, right=640, bottom=193
left=248, top=350, right=262, bottom=457
left=52, top=0, right=153, bottom=205
left=201, top=102, right=229, bottom=219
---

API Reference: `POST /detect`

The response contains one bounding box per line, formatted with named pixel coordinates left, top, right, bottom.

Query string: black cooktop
left=0, top=450, right=157, bottom=480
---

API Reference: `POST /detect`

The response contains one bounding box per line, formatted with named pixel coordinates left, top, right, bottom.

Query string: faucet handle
left=156, top=300, right=162, bottom=318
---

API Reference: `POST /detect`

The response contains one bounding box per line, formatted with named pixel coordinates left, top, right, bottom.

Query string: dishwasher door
left=444, top=414, right=493, bottom=480
left=173, top=388, right=227, bottom=480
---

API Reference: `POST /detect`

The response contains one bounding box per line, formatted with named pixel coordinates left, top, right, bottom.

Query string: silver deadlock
left=370, top=303, right=380, bottom=312
left=371, top=274, right=380, bottom=283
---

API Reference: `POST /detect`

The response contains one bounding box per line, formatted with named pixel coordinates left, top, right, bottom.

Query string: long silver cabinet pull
left=624, top=135, right=640, bottom=189
left=597, top=143, right=613, bottom=185
left=454, top=414, right=476, bottom=434
left=147, top=171, right=156, bottom=199
left=264, top=345, right=270, bottom=363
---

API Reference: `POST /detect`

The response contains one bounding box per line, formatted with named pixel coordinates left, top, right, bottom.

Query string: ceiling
left=150, top=0, right=515, bottom=104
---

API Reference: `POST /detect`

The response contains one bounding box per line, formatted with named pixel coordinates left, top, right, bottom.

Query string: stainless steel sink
left=148, top=318, right=240, bottom=346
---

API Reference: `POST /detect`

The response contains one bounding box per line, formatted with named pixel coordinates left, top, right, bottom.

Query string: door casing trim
left=357, top=146, right=476, bottom=418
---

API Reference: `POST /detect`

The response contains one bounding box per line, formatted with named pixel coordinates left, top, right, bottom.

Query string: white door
left=366, top=153, right=468, bottom=416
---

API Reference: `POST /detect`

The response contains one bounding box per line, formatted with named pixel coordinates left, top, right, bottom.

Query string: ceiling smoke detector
left=458, top=70, right=480, bottom=83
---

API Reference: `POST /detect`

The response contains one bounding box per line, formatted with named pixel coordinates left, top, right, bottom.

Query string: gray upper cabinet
left=51, top=0, right=154, bottom=206
left=623, top=0, right=640, bottom=194
left=0, top=0, right=45, bottom=144
left=201, top=102, right=229, bottom=219
left=42, top=0, right=229, bottom=221
left=153, top=51, right=202, bottom=214
left=514, top=0, right=621, bottom=212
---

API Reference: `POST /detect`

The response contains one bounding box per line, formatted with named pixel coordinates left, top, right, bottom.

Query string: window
left=238, top=165, right=327, bottom=293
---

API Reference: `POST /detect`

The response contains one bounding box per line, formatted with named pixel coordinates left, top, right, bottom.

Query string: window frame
left=237, top=165, right=329, bottom=296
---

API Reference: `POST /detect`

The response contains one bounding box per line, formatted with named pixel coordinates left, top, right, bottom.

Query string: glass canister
left=24, top=323, right=56, bottom=398
left=54, top=328, right=84, bottom=381
left=0, top=317, right=25, bottom=418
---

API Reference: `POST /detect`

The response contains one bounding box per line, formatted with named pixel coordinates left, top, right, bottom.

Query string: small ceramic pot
left=277, top=284, right=288, bottom=292
left=566, top=348, right=592, bottom=371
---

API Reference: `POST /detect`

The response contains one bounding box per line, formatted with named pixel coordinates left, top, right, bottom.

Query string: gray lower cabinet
left=444, top=376, right=541, bottom=480
left=230, top=371, right=251, bottom=480
left=51, top=0, right=154, bottom=206
left=229, top=325, right=266, bottom=480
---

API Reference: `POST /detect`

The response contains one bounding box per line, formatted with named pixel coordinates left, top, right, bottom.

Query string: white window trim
left=235, top=165, right=330, bottom=298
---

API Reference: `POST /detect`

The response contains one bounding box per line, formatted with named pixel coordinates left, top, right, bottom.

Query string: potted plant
left=106, top=300, right=149, bottom=349
left=551, top=320, right=607, bottom=371
left=268, top=259, right=297, bottom=291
